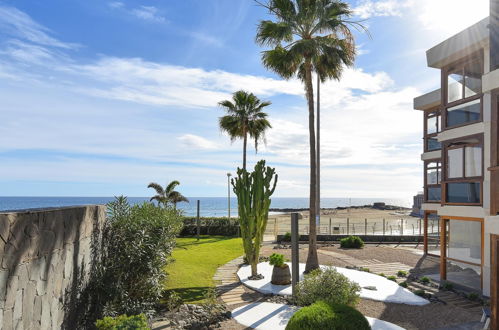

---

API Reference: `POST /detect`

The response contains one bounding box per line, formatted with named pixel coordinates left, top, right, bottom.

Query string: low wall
left=276, top=234, right=423, bottom=243
left=0, top=205, right=105, bottom=329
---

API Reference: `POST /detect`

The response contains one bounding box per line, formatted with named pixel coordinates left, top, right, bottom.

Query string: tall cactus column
left=232, top=160, right=278, bottom=279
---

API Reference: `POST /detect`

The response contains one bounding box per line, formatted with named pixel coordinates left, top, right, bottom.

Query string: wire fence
left=266, top=216, right=441, bottom=238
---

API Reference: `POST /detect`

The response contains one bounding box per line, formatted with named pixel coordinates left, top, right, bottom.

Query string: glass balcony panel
left=446, top=99, right=481, bottom=127
left=426, top=213, right=441, bottom=255
left=446, top=182, right=480, bottom=203
left=427, top=186, right=441, bottom=202
left=427, top=137, right=441, bottom=151
left=446, top=260, right=481, bottom=290
left=427, top=168, right=439, bottom=184
left=447, top=220, right=481, bottom=265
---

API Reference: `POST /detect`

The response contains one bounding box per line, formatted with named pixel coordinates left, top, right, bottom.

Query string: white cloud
left=354, top=0, right=406, bottom=19
left=354, top=0, right=488, bottom=38
left=131, top=6, right=166, bottom=23
left=108, top=3, right=166, bottom=23
left=0, top=5, right=78, bottom=49
left=108, top=1, right=124, bottom=9
left=178, top=134, right=219, bottom=150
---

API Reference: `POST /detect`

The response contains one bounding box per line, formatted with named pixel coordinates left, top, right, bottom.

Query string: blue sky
left=0, top=0, right=489, bottom=200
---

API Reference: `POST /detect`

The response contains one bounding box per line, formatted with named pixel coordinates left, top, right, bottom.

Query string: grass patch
left=164, top=236, right=243, bottom=303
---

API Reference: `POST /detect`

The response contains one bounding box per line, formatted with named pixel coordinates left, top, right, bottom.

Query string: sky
left=0, top=0, right=490, bottom=200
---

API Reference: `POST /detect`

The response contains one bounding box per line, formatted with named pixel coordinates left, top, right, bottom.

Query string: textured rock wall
left=0, top=205, right=105, bottom=329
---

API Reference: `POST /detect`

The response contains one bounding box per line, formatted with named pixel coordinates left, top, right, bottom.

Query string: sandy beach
left=265, top=207, right=425, bottom=237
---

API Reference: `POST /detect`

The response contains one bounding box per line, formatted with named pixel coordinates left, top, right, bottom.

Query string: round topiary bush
left=285, top=301, right=370, bottom=330
left=295, top=267, right=360, bottom=307
left=340, top=235, right=364, bottom=249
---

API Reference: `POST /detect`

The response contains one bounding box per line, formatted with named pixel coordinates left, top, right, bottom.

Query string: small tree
left=232, top=160, right=277, bottom=278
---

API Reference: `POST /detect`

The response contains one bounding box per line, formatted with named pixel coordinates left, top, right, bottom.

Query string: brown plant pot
left=271, top=264, right=291, bottom=285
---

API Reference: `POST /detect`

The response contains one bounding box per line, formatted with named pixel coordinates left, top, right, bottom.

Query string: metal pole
left=347, top=218, right=350, bottom=235
left=383, top=218, right=386, bottom=236
left=400, top=219, right=404, bottom=235
left=364, top=218, right=367, bottom=235
left=196, top=200, right=200, bottom=240
left=329, top=218, right=331, bottom=235
left=227, top=173, right=231, bottom=219
left=316, top=74, right=321, bottom=228
left=291, top=213, right=300, bottom=296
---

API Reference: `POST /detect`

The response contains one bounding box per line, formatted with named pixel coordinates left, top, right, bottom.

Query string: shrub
left=95, top=314, right=149, bottom=330
left=67, top=197, right=183, bottom=328
left=442, top=282, right=454, bottom=291
left=414, top=289, right=426, bottom=297
left=397, top=270, right=408, bottom=277
left=282, top=232, right=292, bottom=242
left=387, top=275, right=397, bottom=282
left=378, top=273, right=386, bottom=278
left=399, top=281, right=408, bottom=288
left=181, top=217, right=239, bottom=236
left=269, top=253, right=286, bottom=267
left=286, top=301, right=370, bottom=330
left=163, top=290, right=183, bottom=311
left=359, top=267, right=370, bottom=273
left=340, top=235, right=364, bottom=249
left=468, top=292, right=479, bottom=301
left=295, top=267, right=360, bottom=307
left=419, top=276, right=430, bottom=284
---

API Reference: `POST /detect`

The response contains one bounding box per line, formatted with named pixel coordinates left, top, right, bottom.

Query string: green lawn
left=164, top=236, right=243, bottom=303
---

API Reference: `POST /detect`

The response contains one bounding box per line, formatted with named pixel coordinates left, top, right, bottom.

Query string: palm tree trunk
left=304, top=60, right=319, bottom=273
left=243, top=132, right=248, bottom=171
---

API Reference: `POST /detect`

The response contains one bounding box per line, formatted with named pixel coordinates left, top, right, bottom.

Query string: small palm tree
left=148, top=180, right=189, bottom=208
left=256, top=0, right=363, bottom=272
left=219, top=90, right=272, bottom=170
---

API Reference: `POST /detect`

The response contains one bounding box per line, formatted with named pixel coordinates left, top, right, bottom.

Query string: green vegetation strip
left=164, top=236, right=243, bottom=303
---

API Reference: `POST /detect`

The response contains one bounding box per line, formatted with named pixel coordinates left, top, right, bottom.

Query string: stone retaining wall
left=0, top=205, right=105, bottom=329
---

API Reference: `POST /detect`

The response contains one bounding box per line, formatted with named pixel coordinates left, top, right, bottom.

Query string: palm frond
left=147, top=182, right=164, bottom=195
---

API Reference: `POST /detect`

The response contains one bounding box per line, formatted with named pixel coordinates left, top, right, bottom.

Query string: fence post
left=390, top=225, right=393, bottom=235
left=419, top=218, right=422, bottom=236
left=352, top=224, right=355, bottom=235
left=412, top=224, right=415, bottom=235
left=329, top=218, right=332, bottom=235
left=347, top=218, right=350, bottom=235
left=196, top=200, right=200, bottom=240
left=400, top=219, right=404, bottom=236
left=274, top=218, right=277, bottom=241
left=364, top=218, right=367, bottom=235
left=291, top=213, right=299, bottom=297
left=383, top=218, right=386, bottom=236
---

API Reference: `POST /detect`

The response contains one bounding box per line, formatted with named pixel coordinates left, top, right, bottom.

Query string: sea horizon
left=0, top=196, right=412, bottom=217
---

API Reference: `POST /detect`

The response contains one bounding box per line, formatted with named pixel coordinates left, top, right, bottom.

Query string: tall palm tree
left=147, top=180, right=189, bottom=208
left=256, top=0, right=361, bottom=272
left=219, top=90, right=272, bottom=170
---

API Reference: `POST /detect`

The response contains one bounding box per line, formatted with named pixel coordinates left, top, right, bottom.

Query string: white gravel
left=237, top=262, right=429, bottom=306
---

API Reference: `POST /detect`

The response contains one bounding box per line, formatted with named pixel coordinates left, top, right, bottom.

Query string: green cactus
left=232, top=160, right=278, bottom=278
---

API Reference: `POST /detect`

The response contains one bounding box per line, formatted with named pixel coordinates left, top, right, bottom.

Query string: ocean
left=0, top=196, right=412, bottom=217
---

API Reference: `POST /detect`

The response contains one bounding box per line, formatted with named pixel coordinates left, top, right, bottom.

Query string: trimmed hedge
left=180, top=217, right=239, bottom=236
left=340, top=235, right=364, bottom=249
left=285, top=301, right=370, bottom=330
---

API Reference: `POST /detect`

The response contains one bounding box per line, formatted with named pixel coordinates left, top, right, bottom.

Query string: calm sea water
left=0, top=197, right=411, bottom=217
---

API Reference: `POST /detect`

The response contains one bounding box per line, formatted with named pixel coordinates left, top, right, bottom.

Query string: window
left=425, top=109, right=441, bottom=151
left=444, top=57, right=483, bottom=128
left=444, top=138, right=483, bottom=204
left=443, top=219, right=482, bottom=290
left=425, top=161, right=441, bottom=202
left=446, top=145, right=482, bottom=179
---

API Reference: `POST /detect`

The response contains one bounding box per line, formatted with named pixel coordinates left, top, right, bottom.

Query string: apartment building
left=413, top=12, right=499, bottom=298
